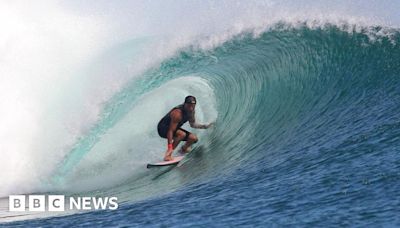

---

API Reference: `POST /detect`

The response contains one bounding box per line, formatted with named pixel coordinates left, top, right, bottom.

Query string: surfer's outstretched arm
left=190, top=122, right=212, bottom=129
left=189, top=115, right=213, bottom=129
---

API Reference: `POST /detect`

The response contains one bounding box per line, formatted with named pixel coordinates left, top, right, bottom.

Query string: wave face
left=1, top=1, right=400, bottom=226
left=10, top=25, right=400, bottom=226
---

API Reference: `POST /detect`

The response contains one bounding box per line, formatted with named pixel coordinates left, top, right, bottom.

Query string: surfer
left=157, top=95, right=213, bottom=161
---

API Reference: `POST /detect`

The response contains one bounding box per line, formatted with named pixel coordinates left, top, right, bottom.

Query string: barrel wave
left=4, top=24, right=400, bottom=226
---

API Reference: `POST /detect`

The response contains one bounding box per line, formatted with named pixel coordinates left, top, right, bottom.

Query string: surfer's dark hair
left=184, top=95, right=196, bottom=104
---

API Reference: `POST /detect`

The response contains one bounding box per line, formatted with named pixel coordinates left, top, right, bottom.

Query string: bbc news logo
left=9, top=195, right=118, bottom=212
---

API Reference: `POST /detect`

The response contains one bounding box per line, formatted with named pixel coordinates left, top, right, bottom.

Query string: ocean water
left=1, top=1, right=400, bottom=227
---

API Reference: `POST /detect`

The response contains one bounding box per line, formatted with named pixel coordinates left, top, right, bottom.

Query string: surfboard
left=146, top=156, right=184, bottom=168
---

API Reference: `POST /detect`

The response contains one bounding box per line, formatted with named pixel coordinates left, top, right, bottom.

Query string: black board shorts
left=157, top=123, right=191, bottom=141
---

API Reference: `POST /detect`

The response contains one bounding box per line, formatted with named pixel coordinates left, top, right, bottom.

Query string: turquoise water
left=3, top=24, right=400, bottom=226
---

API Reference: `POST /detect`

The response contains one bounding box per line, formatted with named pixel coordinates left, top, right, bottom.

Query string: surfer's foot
left=179, top=146, right=191, bottom=154
left=164, top=155, right=174, bottom=161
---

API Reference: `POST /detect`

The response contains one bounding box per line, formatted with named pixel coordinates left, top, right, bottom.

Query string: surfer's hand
left=164, top=148, right=174, bottom=161
left=166, top=147, right=173, bottom=154
left=206, top=122, right=215, bottom=129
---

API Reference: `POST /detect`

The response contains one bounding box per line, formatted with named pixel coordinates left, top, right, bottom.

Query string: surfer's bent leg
left=173, top=129, right=186, bottom=149
left=182, top=132, right=198, bottom=153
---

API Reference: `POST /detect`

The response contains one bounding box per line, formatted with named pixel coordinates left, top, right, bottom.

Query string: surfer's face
left=184, top=103, right=196, bottom=112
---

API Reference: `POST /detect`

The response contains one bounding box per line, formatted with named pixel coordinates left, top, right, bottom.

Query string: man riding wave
left=157, top=96, right=213, bottom=161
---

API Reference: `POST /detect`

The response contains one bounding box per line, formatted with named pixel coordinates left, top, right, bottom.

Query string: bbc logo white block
left=29, top=195, right=45, bottom=211
left=48, top=195, right=65, bottom=211
left=9, top=195, right=118, bottom=211
left=9, top=195, right=25, bottom=212
left=9, top=195, right=65, bottom=212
